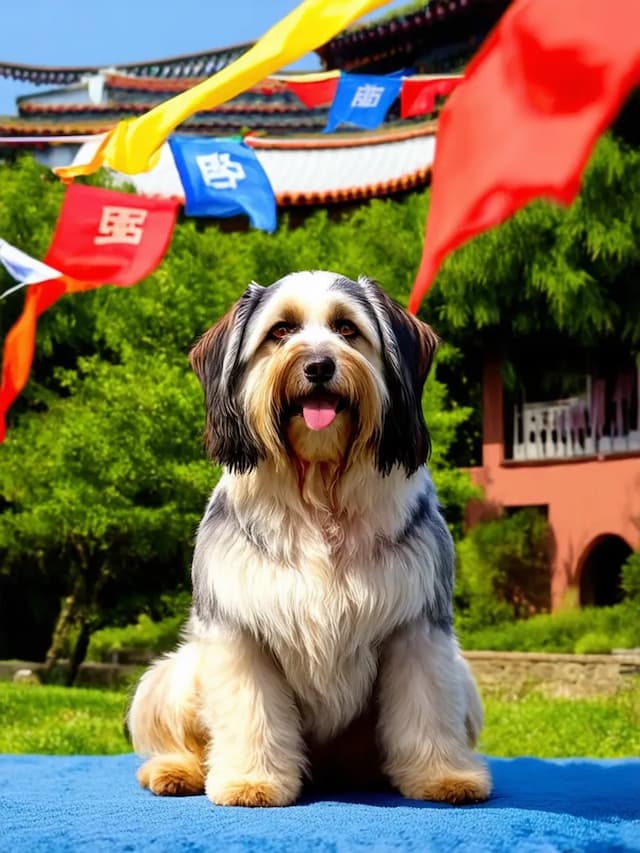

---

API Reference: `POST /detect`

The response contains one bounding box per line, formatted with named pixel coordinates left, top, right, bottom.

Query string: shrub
left=455, top=508, right=551, bottom=632
left=621, top=551, right=640, bottom=603
left=87, top=591, right=190, bottom=662
left=459, top=603, right=640, bottom=653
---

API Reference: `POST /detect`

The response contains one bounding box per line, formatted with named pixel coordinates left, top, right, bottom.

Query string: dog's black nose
left=304, top=356, right=335, bottom=384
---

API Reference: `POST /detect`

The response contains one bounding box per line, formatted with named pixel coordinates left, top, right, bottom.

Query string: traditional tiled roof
left=9, top=70, right=334, bottom=136
left=66, top=121, right=436, bottom=207
left=318, top=0, right=510, bottom=73
left=248, top=123, right=435, bottom=205
left=0, top=116, right=117, bottom=136
left=0, top=113, right=327, bottom=136
left=0, top=43, right=252, bottom=85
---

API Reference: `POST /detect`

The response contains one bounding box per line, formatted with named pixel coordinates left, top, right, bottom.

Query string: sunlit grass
left=0, top=682, right=130, bottom=755
left=1, top=680, right=638, bottom=758
left=481, top=682, right=640, bottom=758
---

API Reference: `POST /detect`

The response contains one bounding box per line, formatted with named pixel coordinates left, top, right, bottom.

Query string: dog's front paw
left=206, top=774, right=300, bottom=807
left=399, top=763, right=492, bottom=805
left=138, top=755, right=205, bottom=796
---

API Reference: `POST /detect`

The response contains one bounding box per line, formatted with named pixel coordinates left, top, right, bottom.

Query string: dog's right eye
left=269, top=323, right=295, bottom=341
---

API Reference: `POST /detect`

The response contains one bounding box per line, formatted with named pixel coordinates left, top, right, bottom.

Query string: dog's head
left=190, top=271, right=438, bottom=476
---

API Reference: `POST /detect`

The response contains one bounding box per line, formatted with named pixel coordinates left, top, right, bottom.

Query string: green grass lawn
left=0, top=682, right=131, bottom=755
left=1, top=680, right=638, bottom=758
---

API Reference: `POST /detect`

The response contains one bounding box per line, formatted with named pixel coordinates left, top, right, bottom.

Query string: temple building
left=0, top=0, right=507, bottom=171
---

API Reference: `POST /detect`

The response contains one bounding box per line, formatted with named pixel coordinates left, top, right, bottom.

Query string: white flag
left=0, top=238, right=63, bottom=300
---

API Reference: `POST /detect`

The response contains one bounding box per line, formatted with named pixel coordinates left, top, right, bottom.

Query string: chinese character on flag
left=324, top=73, right=402, bottom=132
left=0, top=184, right=178, bottom=440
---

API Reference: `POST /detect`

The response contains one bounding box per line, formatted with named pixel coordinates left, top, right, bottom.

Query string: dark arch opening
left=579, top=535, right=631, bottom=607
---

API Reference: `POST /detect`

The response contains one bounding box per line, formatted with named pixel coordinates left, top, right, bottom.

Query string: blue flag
left=324, top=74, right=402, bottom=132
left=169, top=137, right=277, bottom=232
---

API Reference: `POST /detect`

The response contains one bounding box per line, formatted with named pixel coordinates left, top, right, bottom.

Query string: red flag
left=285, top=76, right=340, bottom=107
left=400, top=77, right=460, bottom=119
left=46, top=184, right=178, bottom=285
left=408, top=0, right=640, bottom=313
left=0, top=185, right=178, bottom=440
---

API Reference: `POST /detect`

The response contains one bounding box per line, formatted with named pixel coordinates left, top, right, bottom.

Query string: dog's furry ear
left=359, top=277, right=439, bottom=476
left=190, top=283, right=266, bottom=473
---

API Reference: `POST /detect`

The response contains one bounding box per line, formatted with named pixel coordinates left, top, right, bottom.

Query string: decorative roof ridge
left=245, top=120, right=437, bottom=150
left=322, top=0, right=467, bottom=48
left=0, top=42, right=253, bottom=85
left=0, top=118, right=117, bottom=135
left=102, top=72, right=292, bottom=94
left=316, top=0, right=506, bottom=70
left=19, top=101, right=319, bottom=117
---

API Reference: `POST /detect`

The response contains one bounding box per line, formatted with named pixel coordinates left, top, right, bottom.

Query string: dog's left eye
left=335, top=320, right=358, bottom=338
left=269, top=322, right=295, bottom=341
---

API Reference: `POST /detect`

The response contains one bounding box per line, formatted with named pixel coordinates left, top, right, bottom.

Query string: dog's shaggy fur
left=128, top=271, right=491, bottom=807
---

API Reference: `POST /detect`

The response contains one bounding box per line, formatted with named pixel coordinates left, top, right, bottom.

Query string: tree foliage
left=1, top=127, right=638, bottom=667
left=0, top=156, right=469, bottom=668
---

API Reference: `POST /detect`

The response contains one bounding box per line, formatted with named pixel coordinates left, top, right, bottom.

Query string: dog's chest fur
left=192, top=467, right=440, bottom=740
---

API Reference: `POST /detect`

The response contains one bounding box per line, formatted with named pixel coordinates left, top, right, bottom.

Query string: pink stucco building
left=468, top=359, right=640, bottom=610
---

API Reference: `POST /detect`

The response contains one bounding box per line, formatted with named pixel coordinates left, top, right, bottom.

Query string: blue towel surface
left=1, top=754, right=639, bottom=852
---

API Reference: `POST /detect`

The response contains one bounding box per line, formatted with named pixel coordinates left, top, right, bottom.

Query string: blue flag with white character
left=169, top=136, right=277, bottom=232
left=324, top=74, right=402, bottom=132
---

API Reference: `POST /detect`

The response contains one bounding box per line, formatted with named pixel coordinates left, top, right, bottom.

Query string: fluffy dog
left=127, top=271, right=491, bottom=807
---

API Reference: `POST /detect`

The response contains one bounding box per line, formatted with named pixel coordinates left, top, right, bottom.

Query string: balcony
left=512, top=372, right=640, bottom=462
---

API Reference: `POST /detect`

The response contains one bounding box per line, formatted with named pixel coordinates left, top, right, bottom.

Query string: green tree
left=0, top=355, right=215, bottom=680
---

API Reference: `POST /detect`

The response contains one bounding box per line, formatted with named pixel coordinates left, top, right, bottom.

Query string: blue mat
left=1, top=754, right=639, bottom=852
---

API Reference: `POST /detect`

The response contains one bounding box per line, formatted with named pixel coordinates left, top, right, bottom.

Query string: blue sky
left=0, top=0, right=410, bottom=115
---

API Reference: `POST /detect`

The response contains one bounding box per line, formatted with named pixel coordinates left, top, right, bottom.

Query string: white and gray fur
left=127, top=271, right=490, bottom=807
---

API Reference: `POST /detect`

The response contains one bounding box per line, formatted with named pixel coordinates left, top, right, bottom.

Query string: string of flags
left=3, top=0, right=640, bottom=444
left=0, top=83, right=444, bottom=439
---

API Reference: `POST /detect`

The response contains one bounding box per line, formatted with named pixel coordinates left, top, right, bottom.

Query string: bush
left=621, top=551, right=640, bottom=603
left=87, top=613, right=185, bottom=662
left=459, top=602, right=640, bottom=653
left=87, top=591, right=190, bottom=662
left=455, top=508, right=551, bottom=632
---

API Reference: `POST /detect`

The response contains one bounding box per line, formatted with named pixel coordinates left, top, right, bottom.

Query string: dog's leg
left=199, top=626, right=305, bottom=807
left=128, top=642, right=207, bottom=796
left=378, top=621, right=491, bottom=804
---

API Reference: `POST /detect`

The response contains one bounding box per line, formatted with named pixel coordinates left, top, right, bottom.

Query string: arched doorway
left=579, top=535, right=632, bottom=607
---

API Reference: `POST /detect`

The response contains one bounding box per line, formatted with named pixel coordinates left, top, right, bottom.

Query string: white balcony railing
left=512, top=372, right=640, bottom=462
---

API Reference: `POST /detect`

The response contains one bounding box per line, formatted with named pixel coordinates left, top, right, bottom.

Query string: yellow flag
left=56, top=0, right=391, bottom=179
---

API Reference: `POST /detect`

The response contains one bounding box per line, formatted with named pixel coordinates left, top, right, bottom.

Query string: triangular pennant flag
left=282, top=71, right=341, bottom=107
left=0, top=239, right=63, bottom=300
left=400, top=77, right=461, bottom=119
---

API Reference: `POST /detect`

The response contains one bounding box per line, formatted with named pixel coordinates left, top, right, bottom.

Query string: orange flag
left=408, top=0, right=640, bottom=313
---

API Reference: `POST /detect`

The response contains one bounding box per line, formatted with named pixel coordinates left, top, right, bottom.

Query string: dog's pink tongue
left=302, top=399, right=338, bottom=431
